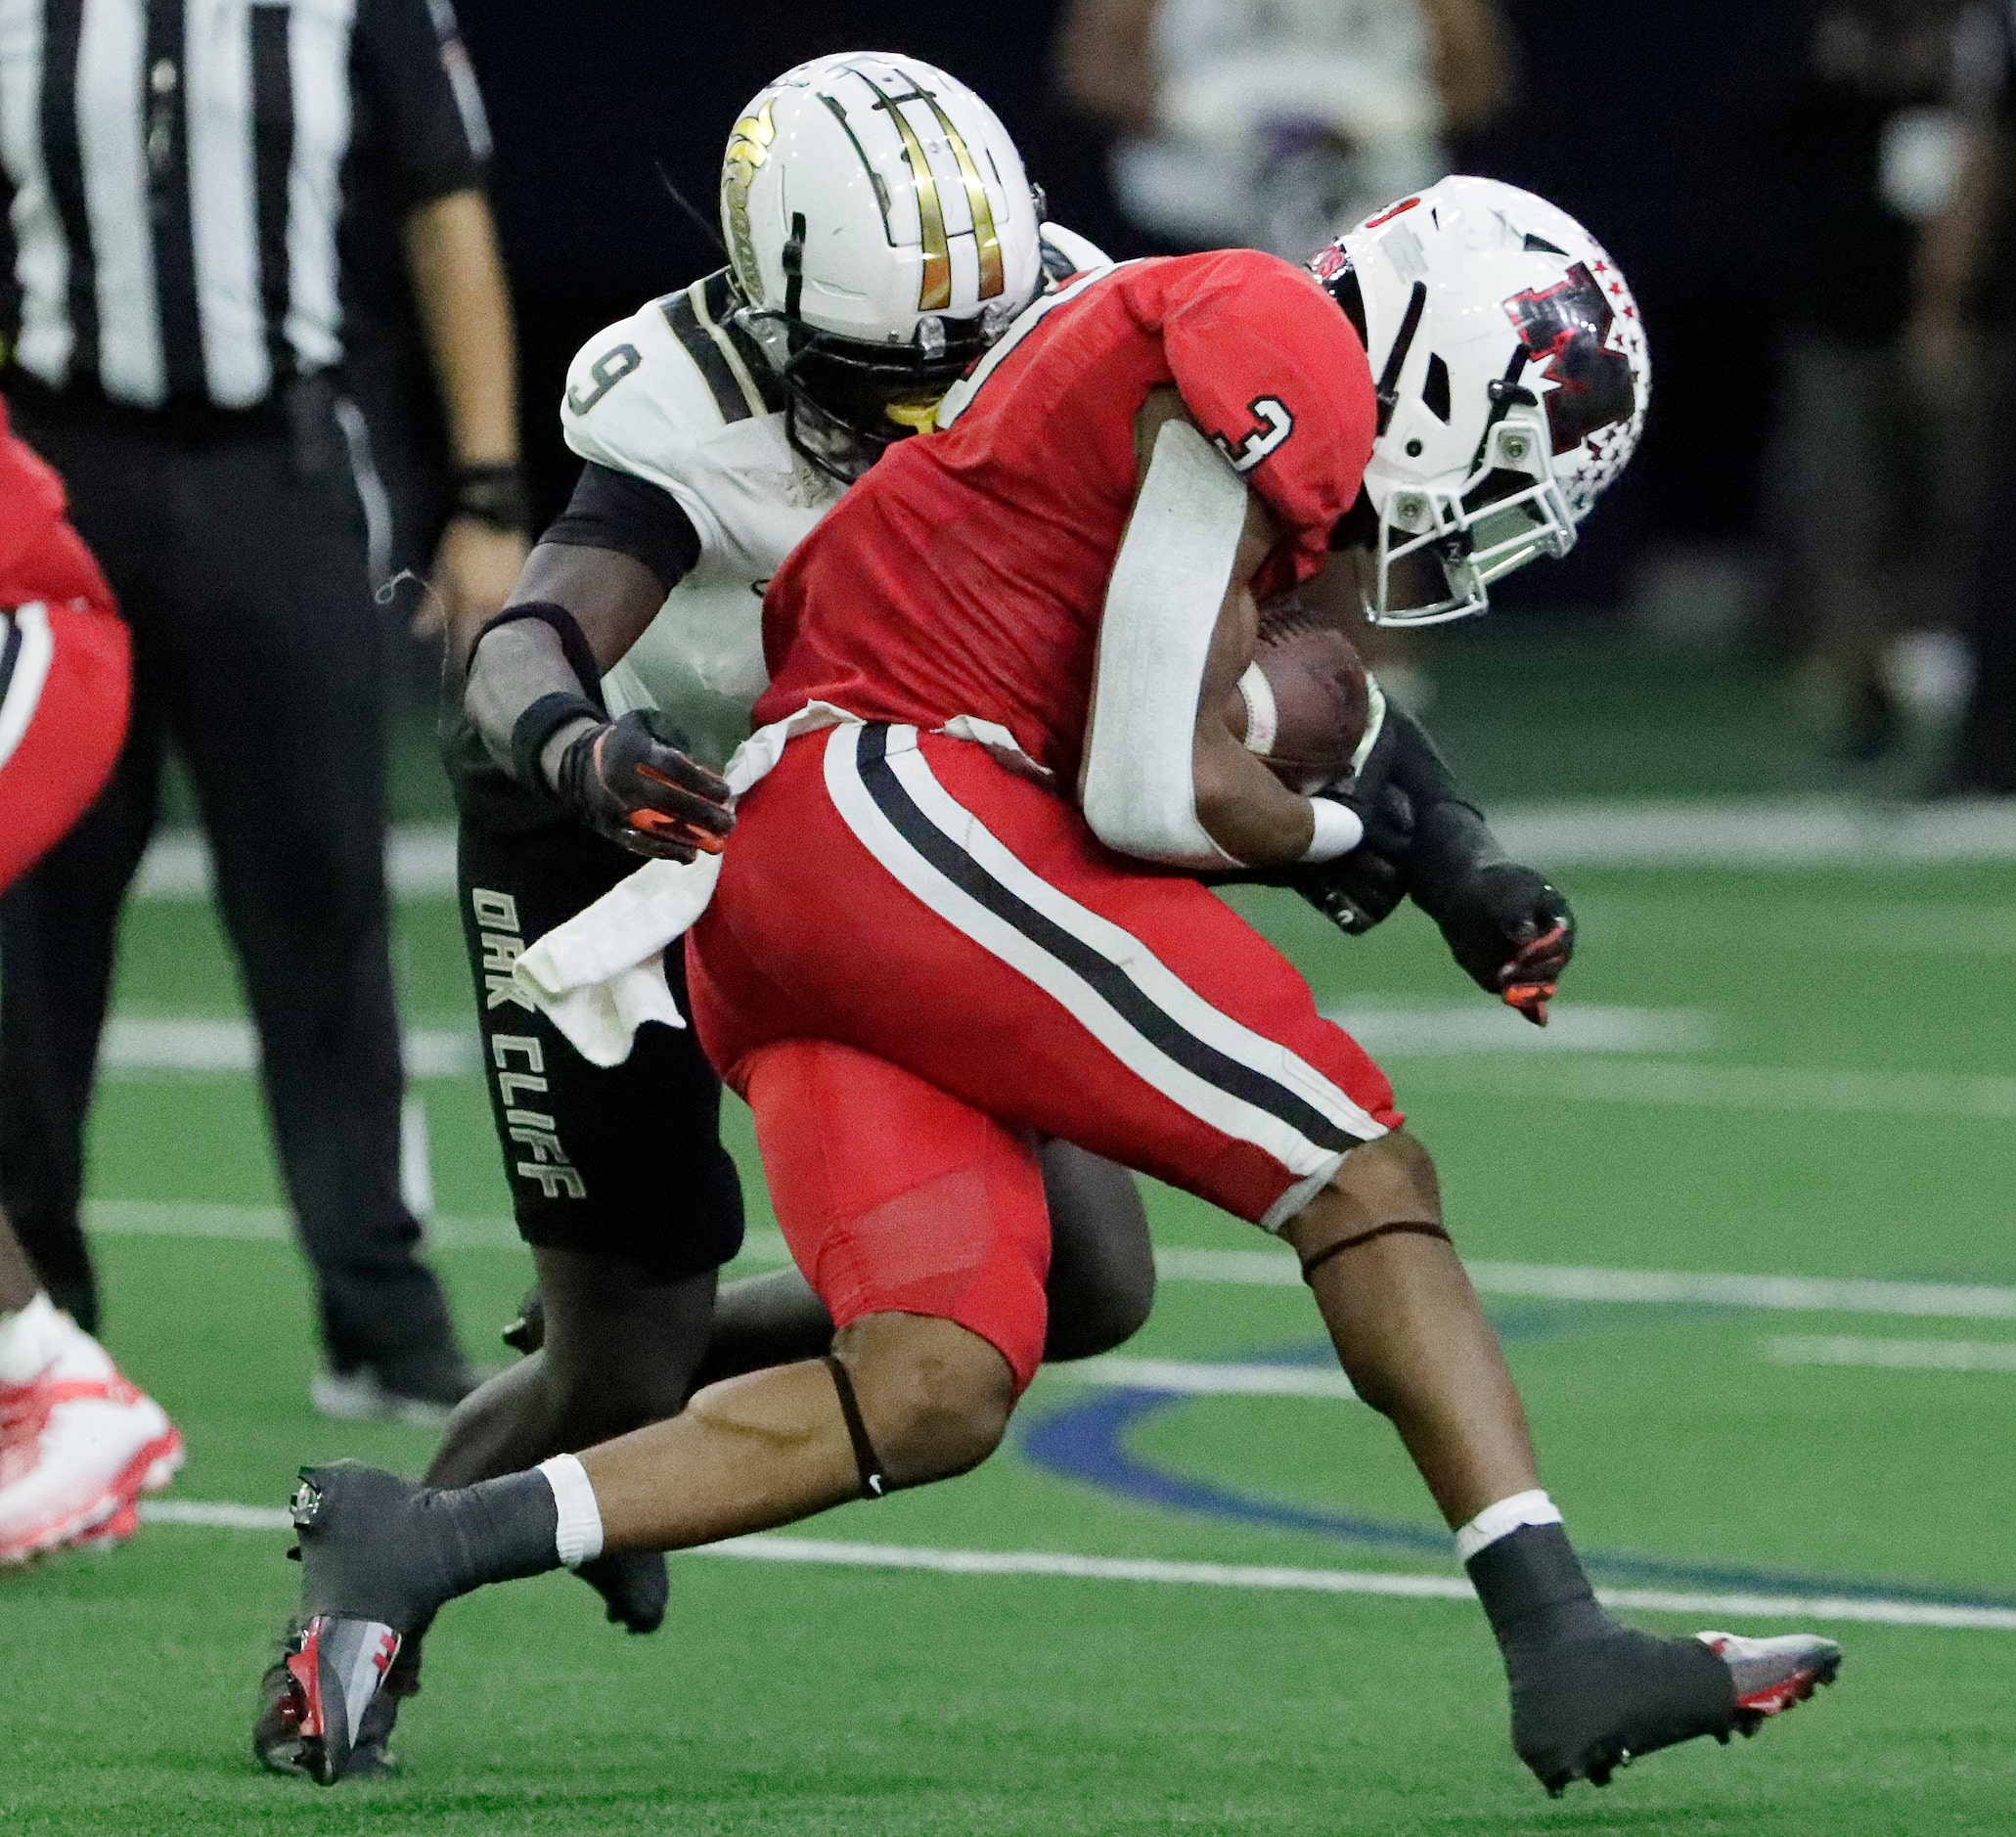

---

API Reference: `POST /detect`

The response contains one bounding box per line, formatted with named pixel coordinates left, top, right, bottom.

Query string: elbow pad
left=1081, top=421, right=1247, bottom=868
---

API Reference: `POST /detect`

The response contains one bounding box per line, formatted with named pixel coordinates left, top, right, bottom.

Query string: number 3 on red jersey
left=1211, top=396, right=1294, bottom=474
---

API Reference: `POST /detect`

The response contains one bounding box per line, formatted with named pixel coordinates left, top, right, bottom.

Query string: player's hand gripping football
left=1295, top=779, right=1415, bottom=935
left=1432, top=862, right=1576, bottom=1025
left=554, top=709, right=735, bottom=861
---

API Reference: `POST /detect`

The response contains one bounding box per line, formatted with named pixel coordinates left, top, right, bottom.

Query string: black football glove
left=1294, top=779, right=1415, bottom=934
left=1424, top=857, right=1576, bottom=1025
left=554, top=708, right=735, bottom=861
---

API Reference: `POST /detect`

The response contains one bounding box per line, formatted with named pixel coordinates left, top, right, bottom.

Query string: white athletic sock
left=1454, top=1488, right=1564, bottom=1563
left=0, top=1292, right=72, bottom=1384
left=536, top=1454, right=605, bottom=1568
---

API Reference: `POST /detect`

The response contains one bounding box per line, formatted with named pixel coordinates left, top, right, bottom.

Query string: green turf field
left=4, top=819, right=2015, bottom=1833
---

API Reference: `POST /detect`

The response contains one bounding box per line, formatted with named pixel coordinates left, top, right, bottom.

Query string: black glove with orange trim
left=1409, top=801, right=1575, bottom=1025
left=554, top=708, right=735, bottom=862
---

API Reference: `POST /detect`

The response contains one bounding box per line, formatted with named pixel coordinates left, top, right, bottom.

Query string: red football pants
left=0, top=602, right=130, bottom=895
left=688, top=723, right=1398, bottom=1389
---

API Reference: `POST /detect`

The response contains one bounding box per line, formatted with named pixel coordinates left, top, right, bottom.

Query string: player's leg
left=1278, top=1128, right=1835, bottom=1790
left=255, top=747, right=746, bottom=1779
left=1282, top=1130, right=1536, bottom=1523
left=0, top=648, right=164, bottom=1333
left=0, top=453, right=181, bottom=1559
left=278, top=1040, right=1040, bottom=1782
left=574, top=1037, right=1043, bottom=1548
left=695, top=727, right=1835, bottom=1792
left=693, top=1140, right=1151, bottom=1383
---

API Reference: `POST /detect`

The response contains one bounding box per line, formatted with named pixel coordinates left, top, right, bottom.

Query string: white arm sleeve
left=1081, top=420, right=1250, bottom=869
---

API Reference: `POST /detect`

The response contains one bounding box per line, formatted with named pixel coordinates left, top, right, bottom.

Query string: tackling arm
left=461, top=490, right=733, bottom=859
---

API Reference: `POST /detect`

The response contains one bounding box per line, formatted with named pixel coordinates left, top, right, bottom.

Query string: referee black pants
left=0, top=386, right=457, bottom=1367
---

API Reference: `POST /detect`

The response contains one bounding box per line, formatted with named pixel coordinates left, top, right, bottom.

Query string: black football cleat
left=1509, top=1624, right=1842, bottom=1796
left=279, top=1463, right=456, bottom=1785
left=578, top=1547, right=669, bottom=1634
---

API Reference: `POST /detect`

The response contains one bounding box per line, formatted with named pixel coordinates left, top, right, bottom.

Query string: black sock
left=419, top=1470, right=563, bottom=1598
left=1466, top=1521, right=1611, bottom=1659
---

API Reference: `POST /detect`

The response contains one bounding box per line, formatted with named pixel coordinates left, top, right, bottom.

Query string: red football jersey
left=755, top=249, right=1378, bottom=785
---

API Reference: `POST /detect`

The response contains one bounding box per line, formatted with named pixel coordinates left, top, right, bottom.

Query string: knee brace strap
left=824, top=1355, right=889, bottom=1500
left=1299, top=1220, right=1452, bottom=1285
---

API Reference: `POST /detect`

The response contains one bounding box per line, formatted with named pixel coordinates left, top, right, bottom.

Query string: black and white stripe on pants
left=821, top=722, right=1385, bottom=1231
left=0, top=604, right=54, bottom=774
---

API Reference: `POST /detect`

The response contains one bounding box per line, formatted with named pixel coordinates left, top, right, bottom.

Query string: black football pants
left=449, top=726, right=745, bottom=1281
left=0, top=389, right=457, bottom=1365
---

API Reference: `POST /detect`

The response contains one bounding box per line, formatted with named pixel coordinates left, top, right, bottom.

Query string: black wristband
left=473, top=601, right=605, bottom=695
left=452, top=462, right=531, bottom=535
left=511, top=692, right=601, bottom=796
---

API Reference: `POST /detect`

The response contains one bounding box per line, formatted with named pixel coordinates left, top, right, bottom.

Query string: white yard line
left=83, top=1201, right=2016, bottom=1320
left=127, top=1505, right=2016, bottom=1633
left=1150, top=1244, right=2016, bottom=1320
left=100, top=1017, right=477, bottom=1080
left=83, top=1198, right=520, bottom=1249
left=1325, top=1004, right=1711, bottom=1055
left=95, top=1006, right=1709, bottom=1079
left=1056, top=1357, right=1359, bottom=1399
left=97, top=1012, right=2016, bottom=1129
left=127, top=801, right=2016, bottom=904
left=1492, top=798, right=2016, bottom=867
left=1399, top=1055, right=2016, bottom=1121
left=1766, top=1335, right=2016, bottom=1372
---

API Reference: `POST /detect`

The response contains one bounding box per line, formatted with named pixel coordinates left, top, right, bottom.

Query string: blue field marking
left=1021, top=1311, right=2016, bottom=1615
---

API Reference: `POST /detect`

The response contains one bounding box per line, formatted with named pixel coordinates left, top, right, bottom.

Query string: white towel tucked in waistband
left=513, top=703, right=1050, bottom=1066
left=512, top=701, right=856, bottom=1065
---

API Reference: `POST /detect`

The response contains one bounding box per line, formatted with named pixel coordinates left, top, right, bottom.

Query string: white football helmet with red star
left=1312, top=175, right=1650, bottom=625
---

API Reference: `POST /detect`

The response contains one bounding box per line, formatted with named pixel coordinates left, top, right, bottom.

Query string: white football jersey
left=559, top=228, right=1111, bottom=768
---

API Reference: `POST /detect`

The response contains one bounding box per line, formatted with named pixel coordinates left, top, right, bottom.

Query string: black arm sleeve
left=1385, top=707, right=1510, bottom=917
left=1386, top=705, right=1475, bottom=815
left=540, top=462, right=703, bottom=594
left=353, top=0, right=491, bottom=209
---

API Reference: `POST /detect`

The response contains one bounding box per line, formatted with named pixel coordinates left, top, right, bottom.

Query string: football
left=1229, top=599, right=1375, bottom=794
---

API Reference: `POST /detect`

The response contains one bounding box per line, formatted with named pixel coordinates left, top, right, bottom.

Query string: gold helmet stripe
left=918, top=93, right=1004, bottom=301
left=860, top=76, right=953, bottom=313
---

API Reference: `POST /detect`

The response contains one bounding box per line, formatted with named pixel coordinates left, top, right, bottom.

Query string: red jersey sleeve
left=1157, top=249, right=1377, bottom=594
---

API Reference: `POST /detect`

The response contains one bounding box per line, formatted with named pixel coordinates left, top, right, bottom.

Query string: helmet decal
left=722, top=105, right=776, bottom=302
left=1503, top=261, right=1636, bottom=458
left=916, top=92, right=1005, bottom=300
left=857, top=74, right=954, bottom=312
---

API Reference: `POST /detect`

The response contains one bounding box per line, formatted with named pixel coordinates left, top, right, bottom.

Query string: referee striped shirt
left=0, top=0, right=489, bottom=409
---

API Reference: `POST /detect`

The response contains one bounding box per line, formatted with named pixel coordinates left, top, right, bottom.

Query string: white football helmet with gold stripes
left=719, top=52, right=1046, bottom=478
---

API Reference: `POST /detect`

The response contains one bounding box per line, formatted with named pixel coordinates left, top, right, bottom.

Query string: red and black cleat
left=254, top=1623, right=409, bottom=1780
left=1699, top=1630, right=1843, bottom=1731
left=1509, top=1623, right=1843, bottom=1796
left=275, top=1613, right=402, bottom=1786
